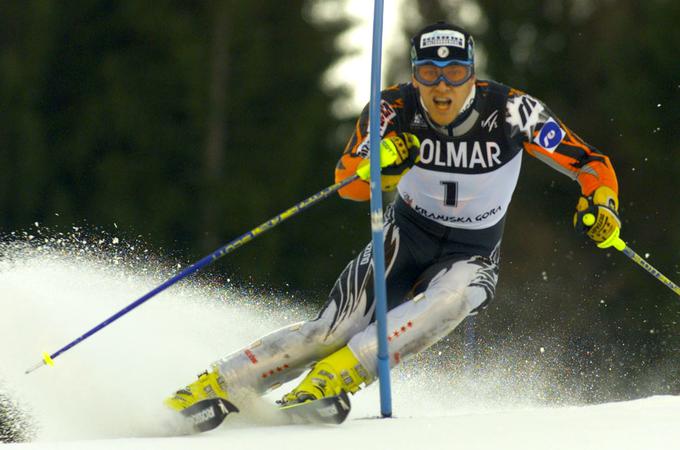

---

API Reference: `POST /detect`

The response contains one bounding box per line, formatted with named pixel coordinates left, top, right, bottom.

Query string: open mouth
left=433, top=97, right=452, bottom=109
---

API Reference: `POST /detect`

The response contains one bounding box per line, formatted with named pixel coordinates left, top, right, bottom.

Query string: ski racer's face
left=413, top=74, right=476, bottom=127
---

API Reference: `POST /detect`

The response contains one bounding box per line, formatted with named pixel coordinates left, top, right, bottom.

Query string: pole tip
left=25, top=352, right=54, bottom=375
left=25, top=360, right=43, bottom=375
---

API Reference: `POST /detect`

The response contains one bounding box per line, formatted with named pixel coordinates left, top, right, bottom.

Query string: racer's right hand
left=356, top=133, right=421, bottom=191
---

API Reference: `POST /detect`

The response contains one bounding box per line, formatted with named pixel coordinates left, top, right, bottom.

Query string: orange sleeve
left=523, top=121, right=618, bottom=197
left=506, top=90, right=618, bottom=197
left=335, top=85, right=403, bottom=201
left=577, top=158, right=618, bottom=196
left=335, top=153, right=370, bottom=201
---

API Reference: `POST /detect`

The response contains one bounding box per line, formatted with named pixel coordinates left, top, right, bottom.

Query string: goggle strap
left=412, top=59, right=473, bottom=68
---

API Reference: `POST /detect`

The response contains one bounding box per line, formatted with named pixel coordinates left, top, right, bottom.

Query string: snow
left=4, top=397, right=680, bottom=450
left=1, top=240, right=679, bottom=450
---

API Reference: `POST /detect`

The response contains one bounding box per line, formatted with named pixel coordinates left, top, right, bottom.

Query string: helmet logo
left=420, top=30, right=465, bottom=49
left=437, top=46, right=450, bottom=58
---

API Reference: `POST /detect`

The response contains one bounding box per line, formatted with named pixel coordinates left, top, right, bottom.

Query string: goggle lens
left=413, top=62, right=473, bottom=87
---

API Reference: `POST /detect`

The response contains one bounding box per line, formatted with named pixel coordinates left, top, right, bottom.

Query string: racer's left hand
left=573, top=186, right=621, bottom=245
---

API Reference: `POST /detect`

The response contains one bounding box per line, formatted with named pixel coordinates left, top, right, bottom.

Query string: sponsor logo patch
left=481, top=109, right=499, bottom=132
left=420, top=30, right=465, bottom=49
left=534, top=118, right=565, bottom=153
left=359, top=242, right=372, bottom=266
left=414, top=204, right=503, bottom=224
left=419, top=139, right=502, bottom=170
left=358, top=100, right=397, bottom=157
left=506, top=94, right=544, bottom=138
left=410, top=112, right=427, bottom=129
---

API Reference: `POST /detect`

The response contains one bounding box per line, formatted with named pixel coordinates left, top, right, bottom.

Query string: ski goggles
left=412, top=59, right=474, bottom=87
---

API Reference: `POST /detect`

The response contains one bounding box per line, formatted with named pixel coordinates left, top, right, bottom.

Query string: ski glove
left=356, top=132, right=421, bottom=192
left=573, top=186, right=621, bottom=245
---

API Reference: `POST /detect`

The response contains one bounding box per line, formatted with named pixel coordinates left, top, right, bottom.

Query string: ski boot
left=164, top=368, right=230, bottom=412
left=280, top=346, right=370, bottom=405
left=165, top=368, right=240, bottom=432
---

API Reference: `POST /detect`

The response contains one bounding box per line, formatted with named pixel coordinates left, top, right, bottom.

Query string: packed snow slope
left=1, top=237, right=679, bottom=449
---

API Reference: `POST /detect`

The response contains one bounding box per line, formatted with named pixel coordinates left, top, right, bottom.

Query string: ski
left=179, top=391, right=351, bottom=433
left=180, top=397, right=239, bottom=433
left=279, top=391, right=351, bottom=425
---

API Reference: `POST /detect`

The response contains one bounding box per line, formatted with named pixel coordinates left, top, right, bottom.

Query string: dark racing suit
left=213, top=80, right=618, bottom=396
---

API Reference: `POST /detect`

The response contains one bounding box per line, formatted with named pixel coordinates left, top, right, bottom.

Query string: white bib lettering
left=399, top=151, right=523, bottom=229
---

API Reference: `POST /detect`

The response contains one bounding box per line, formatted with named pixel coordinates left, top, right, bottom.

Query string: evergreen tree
left=0, top=1, right=355, bottom=298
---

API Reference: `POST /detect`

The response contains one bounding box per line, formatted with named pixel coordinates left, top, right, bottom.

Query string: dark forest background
left=1, top=0, right=679, bottom=402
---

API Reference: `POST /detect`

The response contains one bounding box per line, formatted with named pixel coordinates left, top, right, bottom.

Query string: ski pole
left=26, top=174, right=360, bottom=374
left=583, top=214, right=680, bottom=297
left=608, top=237, right=680, bottom=296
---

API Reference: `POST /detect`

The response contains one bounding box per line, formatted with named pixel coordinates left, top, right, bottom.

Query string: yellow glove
left=356, top=133, right=421, bottom=191
left=573, top=186, right=621, bottom=246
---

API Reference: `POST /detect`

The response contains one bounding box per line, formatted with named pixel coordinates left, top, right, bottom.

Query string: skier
left=165, top=22, right=620, bottom=419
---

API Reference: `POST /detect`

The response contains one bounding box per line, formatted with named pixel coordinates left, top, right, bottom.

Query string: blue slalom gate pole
left=25, top=174, right=361, bottom=374
left=368, top=0, right=392, bottom=417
